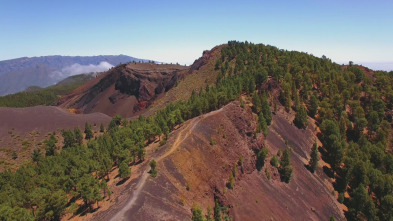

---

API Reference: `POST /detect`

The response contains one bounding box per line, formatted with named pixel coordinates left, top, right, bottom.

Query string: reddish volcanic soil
left=0, top=106, right=110, bottom=136
left=57, top=63, right=188, bottom=118
left=227, top=106, right=345, bottom=221
left=91, top=100, right=345, bottom=221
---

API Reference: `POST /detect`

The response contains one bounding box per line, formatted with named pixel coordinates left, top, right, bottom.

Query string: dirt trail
left=110, top=108, right=223, bottom=221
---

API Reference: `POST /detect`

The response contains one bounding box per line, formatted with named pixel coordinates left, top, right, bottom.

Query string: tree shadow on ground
left=116, top=177, right=130, bottom=186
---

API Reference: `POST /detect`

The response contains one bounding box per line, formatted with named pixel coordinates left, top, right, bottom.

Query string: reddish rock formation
left=57, top=63, right=188, bottom=118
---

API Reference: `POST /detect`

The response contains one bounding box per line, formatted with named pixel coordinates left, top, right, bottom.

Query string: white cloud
left=50, top=61, right=113, bottom=81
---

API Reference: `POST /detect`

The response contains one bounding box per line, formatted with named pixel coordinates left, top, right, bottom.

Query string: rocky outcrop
left=57, top=63, right=188, bottom=117
left=114, top=66, right=181, bottom=101
left=189, top=45, right=222, bottom=73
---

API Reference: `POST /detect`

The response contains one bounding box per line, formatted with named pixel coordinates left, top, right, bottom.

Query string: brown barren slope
left=92, top=100, right=344, bottom=221
left=57, top=63, right=188, bottom=118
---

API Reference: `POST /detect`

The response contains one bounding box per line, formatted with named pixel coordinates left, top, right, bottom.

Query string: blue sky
left=1, top=0, right=392, bottom=70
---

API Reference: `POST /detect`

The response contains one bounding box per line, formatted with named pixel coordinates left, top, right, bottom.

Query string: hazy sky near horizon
left=1, top=0, right=392, bottom=70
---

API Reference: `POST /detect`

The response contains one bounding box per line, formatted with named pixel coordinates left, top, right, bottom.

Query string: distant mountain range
left=0, top=55, right=149, bottom=96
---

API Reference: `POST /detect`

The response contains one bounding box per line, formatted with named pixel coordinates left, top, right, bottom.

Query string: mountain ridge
left=0, top=55, right=150, bottom=95
left=0, top=41, right=392, bottom=221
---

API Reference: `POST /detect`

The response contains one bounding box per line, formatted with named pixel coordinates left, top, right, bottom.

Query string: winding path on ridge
left=110, top=107, right=224, bottom=221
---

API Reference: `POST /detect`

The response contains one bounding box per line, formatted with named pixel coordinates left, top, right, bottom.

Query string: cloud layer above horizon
left=50, top=61, right=113, bottom=81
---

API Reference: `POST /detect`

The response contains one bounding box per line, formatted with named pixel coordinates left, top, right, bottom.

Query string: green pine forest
left=1, top=41, right=393, bottom=220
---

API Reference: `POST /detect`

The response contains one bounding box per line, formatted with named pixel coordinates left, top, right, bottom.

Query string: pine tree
left=252, top=92, right=262, bottom=113
left=31, top=149, right=42, bottom=163
left=84, top=122, right=93, bottom=140
left=99, top=123, right=105, bottom=133
left=119, top=161, right=131, bottom=179
left=150, top=160, right=157, bottom=177
left=309, top=143, right=319, bottom=173
left=261, top=93, right=272, bottom=125
left=256, top=148, right=269, bottom=171
left=62, top=129, right=75, bottom=148
left=258, top=112, right=268, bottom=136
left=74, top=127, right=83, bottom=145
left=294, top=104, right=308, bottom=129
left=279, top=147, right=293, bottom=183
left=45, top=134, right=58, bottom=156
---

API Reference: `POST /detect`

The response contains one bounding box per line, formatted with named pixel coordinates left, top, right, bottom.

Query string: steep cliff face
left=57, top=63, right=187, bottom=117
left=114, top=64, right=180, bottom=101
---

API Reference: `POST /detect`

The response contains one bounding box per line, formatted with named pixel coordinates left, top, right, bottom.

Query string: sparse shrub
left=270, top=155, right=279, bottom=167
left=265, top=168, right=271, bottom=180
left=210, top=137, right=217, bottom=145
left=12, top=151, right=17, bottom=160
left=228, top=171, right=235, bottom=189
left=159, top=138, right=167, bottom=146
left=240, top=99, right=245, bottom=109
left=232, top=163, right=237, bottom=177
left=186, top=182, right=190, bottom=191
left=22, top=140, right=30, bottom=148
left=238, top=156, right=244, bottom=166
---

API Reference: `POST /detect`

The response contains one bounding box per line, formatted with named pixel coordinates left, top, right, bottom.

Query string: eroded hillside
left=93, top=100, right=344, bottom=221
left=57, top=63, right=188, bottom=118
